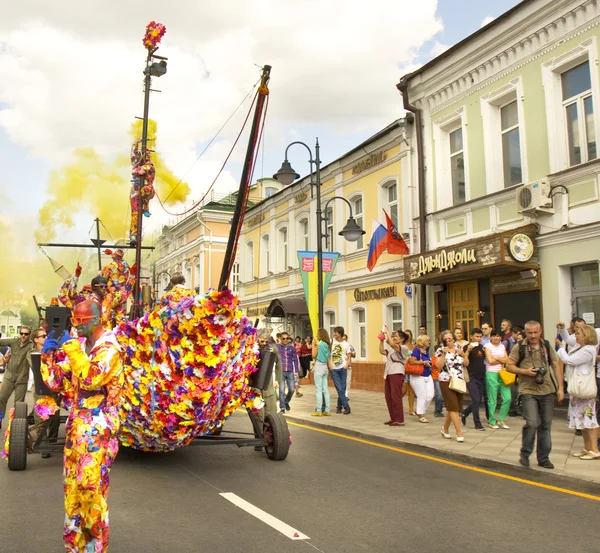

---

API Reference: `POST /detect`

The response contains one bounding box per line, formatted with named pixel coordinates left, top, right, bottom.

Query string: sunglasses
left=70, top=315, right=97, bottom=326
left=93, top=284, right=108, bottom=289
left=36, top=334, right=47, bottom=339
left=20, top=332, right=30, bottom=336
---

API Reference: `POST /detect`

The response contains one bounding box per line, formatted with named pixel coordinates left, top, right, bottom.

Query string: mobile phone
left=470, top=342, right=478, bottom=348
left=382, top=325, right=388, bottom=333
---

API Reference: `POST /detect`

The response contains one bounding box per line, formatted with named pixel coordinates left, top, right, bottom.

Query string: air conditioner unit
left=516, top=178, right=554, bottom=215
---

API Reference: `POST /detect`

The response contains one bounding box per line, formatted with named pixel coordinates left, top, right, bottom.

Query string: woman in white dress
left=557, top=324, right=599, bottom=460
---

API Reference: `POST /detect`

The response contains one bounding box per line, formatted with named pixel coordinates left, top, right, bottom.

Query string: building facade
left=238, top=121, right=414, bottom=390
left=400, top=0, right=600, bottom=338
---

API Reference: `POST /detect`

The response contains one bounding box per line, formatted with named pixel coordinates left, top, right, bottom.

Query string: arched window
left=385, top=301, right=403, bottom=332
left=349, top=194, right=365, bottom=250
left=246, top=241, right=254, bottom=280
left=278, top=226, right=288, bottom=272
left=261, top=234, right=270, bottom=276
left=297, top=217, right=309, bottom=251
left=264, top=186, right=278, bottom=198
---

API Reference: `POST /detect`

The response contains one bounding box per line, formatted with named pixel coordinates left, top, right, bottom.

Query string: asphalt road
left=1, top=412, right=598, bottom=553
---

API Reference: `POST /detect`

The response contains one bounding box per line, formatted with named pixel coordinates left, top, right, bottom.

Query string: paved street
left=1, top=406, right=599, bottom=553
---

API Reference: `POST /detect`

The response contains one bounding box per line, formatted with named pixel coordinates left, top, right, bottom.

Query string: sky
left=0, top=0, right=521, bottom=301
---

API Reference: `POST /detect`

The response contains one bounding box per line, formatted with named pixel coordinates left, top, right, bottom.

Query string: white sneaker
left=499, top=422, right=510, bottom=429
left=489, top=423, right=499, bottom=429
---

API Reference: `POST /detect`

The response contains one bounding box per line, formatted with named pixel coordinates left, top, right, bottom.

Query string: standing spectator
left=432, top=333, right=444, bottom=418
left=505, top=321, right=562, bottom=469
left=484, top=329, right=511, bottom=429
left=311, top=329, right=332, bottom=416
left=481, top=323, right=492, bottom=346
left=298, top=336, right=313, bottom=380
left=379, top=330, right=409, bottom=426
left=500, top=319, right=514, bottom=346
left=461, top=328, right=487, bottom=430
left=501, top=321, right=519, bottom=417
left=557, top=324, right=599, bottom=459
left=435, top=330, right=469, bottom=442
left=453, top=327, right=468, bottom=349
left=0, top=325, right=33, bottom=428
left=330, top=327, right=352, bottom=415
left=275, top=333, right=282, bottom=344
left=408, top=334, right=434, bottom=423
left=343, top=334, right=356, bottom=402
left=403, top=329, right=417, bottom=416
left=28, top=328, right=61, bottom=458
left=276, top=332, right=300, bottom=414
left=293, top=336, right=304, bottom=398
left=513, top=326, right=524, bottom=344
left=418, top=325, right=427, bottom=337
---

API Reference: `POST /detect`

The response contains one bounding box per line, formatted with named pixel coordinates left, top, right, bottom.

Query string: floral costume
left=59, top=276, right=87, bottom=311
left=58, top=279, right=123, bottom=330
left=101, top=251, right=134, bottom=326
left=41, top=331, right=124, bottom=553
left=160, top=284, right=194, bottom=308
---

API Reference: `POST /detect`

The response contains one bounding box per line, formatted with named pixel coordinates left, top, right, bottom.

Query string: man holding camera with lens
left=506, top=320, right=563, bottom=469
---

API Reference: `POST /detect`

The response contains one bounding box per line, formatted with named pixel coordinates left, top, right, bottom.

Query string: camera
left=534, top=367, right=547, bottom=385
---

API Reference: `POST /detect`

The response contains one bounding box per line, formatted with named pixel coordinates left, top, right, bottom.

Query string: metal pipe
left=397, top=76, right=427, bottom=328
left=95, top=218, right=102, bottom=271
left=315, top=138, right=324, bottom=330
left=38, top=243, right=154, bottom=250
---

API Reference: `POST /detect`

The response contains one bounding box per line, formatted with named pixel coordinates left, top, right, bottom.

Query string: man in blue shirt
left=277, top=332, right=300, bottom=414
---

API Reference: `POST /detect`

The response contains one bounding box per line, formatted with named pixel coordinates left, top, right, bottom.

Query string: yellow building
left=238, top=120, right=414, bottom=391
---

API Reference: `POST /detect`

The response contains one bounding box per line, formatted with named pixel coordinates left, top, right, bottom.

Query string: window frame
left=246, top=241, right=254, bottom=280
left=325, top=206, right=334, bottom=252
left=261, top=234, right=270, bottom=277
left=348, top=193, right=365, bottom=251
left=350, top=304, right=368, bottom=360
left=297, top=216, right=310, bottom=252
left=542, top=38, right=600, bottom=173
left=277, top=225, right=289, bottom=272
left=232, top=262, right=240, bottom=293
left=324, top=309, right=336, bottom=340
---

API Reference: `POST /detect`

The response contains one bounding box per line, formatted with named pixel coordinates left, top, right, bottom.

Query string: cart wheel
left=14, top=402, right=28, bottom=419
left=210, top=422, right=223, bottom=436
left=8, top=418, right=28, bottom=471
left=264, top=413, right=289, bottom=461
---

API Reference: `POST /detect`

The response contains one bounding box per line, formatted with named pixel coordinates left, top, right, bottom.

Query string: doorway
left=449, top=280, right=478, bottom=336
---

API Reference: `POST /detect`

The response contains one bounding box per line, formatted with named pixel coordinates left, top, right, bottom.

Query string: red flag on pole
left=383, top=210, right=409, bottom=255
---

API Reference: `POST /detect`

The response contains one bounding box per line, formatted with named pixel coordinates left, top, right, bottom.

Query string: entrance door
left=449, top=280, right=478, bottom=336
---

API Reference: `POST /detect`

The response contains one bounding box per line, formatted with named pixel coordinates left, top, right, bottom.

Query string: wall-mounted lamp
left=436, top=309, right=448, bottom=320
left=477, top=306, right=489, bottom=317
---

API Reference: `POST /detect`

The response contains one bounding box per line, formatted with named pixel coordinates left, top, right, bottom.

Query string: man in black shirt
left=461, top=328, right=487, bottom=430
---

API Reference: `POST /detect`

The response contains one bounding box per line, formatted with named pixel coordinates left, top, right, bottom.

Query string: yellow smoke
left=35, top=119, right=190, bottom=243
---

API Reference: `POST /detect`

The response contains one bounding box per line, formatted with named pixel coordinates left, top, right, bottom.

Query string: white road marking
left=219, top=492, right=310, bottom=540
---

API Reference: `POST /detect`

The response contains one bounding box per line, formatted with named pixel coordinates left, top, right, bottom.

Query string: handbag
left=499, top=368, right=516, bottom=386
left=404, top=360, right=424, bottom=376
left=567, top=367, right=597, bottom=399
left=449, top=375, right=467, bottom=394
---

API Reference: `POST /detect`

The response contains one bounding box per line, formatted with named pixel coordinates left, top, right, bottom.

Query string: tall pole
left=95, top=218, right=102, bottom=271
left=133, top=49, right=153, bottom=317
left=219, top=65, right=271, bottom=290
left=315, top=138, right=324, bottom=330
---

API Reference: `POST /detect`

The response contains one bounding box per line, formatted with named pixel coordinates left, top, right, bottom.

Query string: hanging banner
left=297, top=250, right=340, bottom=335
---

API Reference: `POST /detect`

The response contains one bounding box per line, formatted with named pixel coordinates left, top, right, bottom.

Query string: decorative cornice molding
left=417, top=0, right=600, bottom=115
left=536, top=221, right=600, bottom=247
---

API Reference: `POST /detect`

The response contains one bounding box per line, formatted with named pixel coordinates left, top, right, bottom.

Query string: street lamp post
left=273, top=139, right=365, bottom=329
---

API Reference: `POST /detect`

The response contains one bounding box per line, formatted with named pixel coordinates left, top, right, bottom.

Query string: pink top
left=484, top=342, right=506, bottom=372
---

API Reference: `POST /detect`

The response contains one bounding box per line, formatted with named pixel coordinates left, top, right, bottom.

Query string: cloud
left=481, top=15, right=496, bottom=28
left=0, top=1, right=443, bottom=286
left=429, top=41, right=451, bottom=57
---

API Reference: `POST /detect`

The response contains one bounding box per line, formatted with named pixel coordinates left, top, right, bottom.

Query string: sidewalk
left=285, top=384, right=600, bottom=486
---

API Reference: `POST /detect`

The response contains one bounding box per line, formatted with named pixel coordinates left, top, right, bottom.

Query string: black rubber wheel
left=8, top=418, right=28, bottom=471
left=209, top=423, right=223, bottom=436
left=264, top=413, right=290, bottom=461
left=14, top=402, right=28, bottom=419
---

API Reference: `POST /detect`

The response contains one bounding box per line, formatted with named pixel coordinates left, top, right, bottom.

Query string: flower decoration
left=2, top=408, right=15, bottom=461
left=35, top=396, right=60, bottom=420
left=142, top=21, right=166, bottom=50
left=115, top=288, right=259, bottom=452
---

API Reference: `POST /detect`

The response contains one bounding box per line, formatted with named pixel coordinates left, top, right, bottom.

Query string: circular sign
left=509, top=233, right=534, bottom=262
left=404, top=283, right=413, bottom=298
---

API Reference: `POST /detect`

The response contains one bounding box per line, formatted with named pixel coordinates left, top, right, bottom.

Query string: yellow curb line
left=288, top=421, right=600, bottom=502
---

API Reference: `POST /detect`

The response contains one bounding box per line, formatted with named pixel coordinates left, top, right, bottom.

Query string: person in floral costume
left=101, top=249, right=135, bottom=325
left=41, top=299, right=124, bottom=553
left=160, top=272, right=193, bottom=307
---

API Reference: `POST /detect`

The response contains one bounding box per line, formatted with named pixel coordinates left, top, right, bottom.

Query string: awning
left=266, top=298, right=308, bottom=318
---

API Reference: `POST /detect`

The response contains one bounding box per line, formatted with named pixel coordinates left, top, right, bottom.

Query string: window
left=383, top=181, right=399, bottom=228
left=351, top=196, right=364, bottom=250
left=247, top=241, right=254, bottom=280
left=264, top=186, right=278, bottom=198
left=500, top=100, right=523, bottom=187
left=300, top=218, right=309, bottom=251
left=278, top=227, right=288, bottom=271
left=325, top=207, right=334, bottom=252
left=449, top=128, right=465, bottom=204
left=232, top=262, right=240, bottom=293
left=562, top=61, right=596, bottom=166
left=195, top=260, right=201, bottom=291
left=325, top=311, right=336, bottom=339
left=262, top=234, right=270, bottom=276
left=356, top=308, right=367, bottom=358
left=571, top=263, right=600, bottom=324
left=184, top=263, right=192, bottom=287
left=387, top=303, right=403, bottom=332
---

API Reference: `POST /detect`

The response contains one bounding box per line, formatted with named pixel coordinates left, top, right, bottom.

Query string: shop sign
left=491, top=272, right=541, bottom=294
left=247, top=213, right=266, bottom=227
left=417, top=248, right=477, bottom=276
left=247, top=306, right=268, bottom=317
left=354, top=285, right=397, bottom=302
left=352, top=150, right=387, bottom=175
left=583, top=312, right=595, bottom=325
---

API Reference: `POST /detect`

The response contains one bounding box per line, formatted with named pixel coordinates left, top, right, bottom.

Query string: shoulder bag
left=567, top=367, right=597, bottom=399
left=499, top=367, right=516, bottom=386
left=404, top=349, right=424, bottom=376
left=449, top=375, right=467, bottom=394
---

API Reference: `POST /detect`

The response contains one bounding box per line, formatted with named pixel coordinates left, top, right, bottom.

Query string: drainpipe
left=397, top=75, right=427, bottom=329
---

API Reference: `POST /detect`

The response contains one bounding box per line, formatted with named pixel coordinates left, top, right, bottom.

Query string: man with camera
left=505, top=320, right=562, bottom=469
